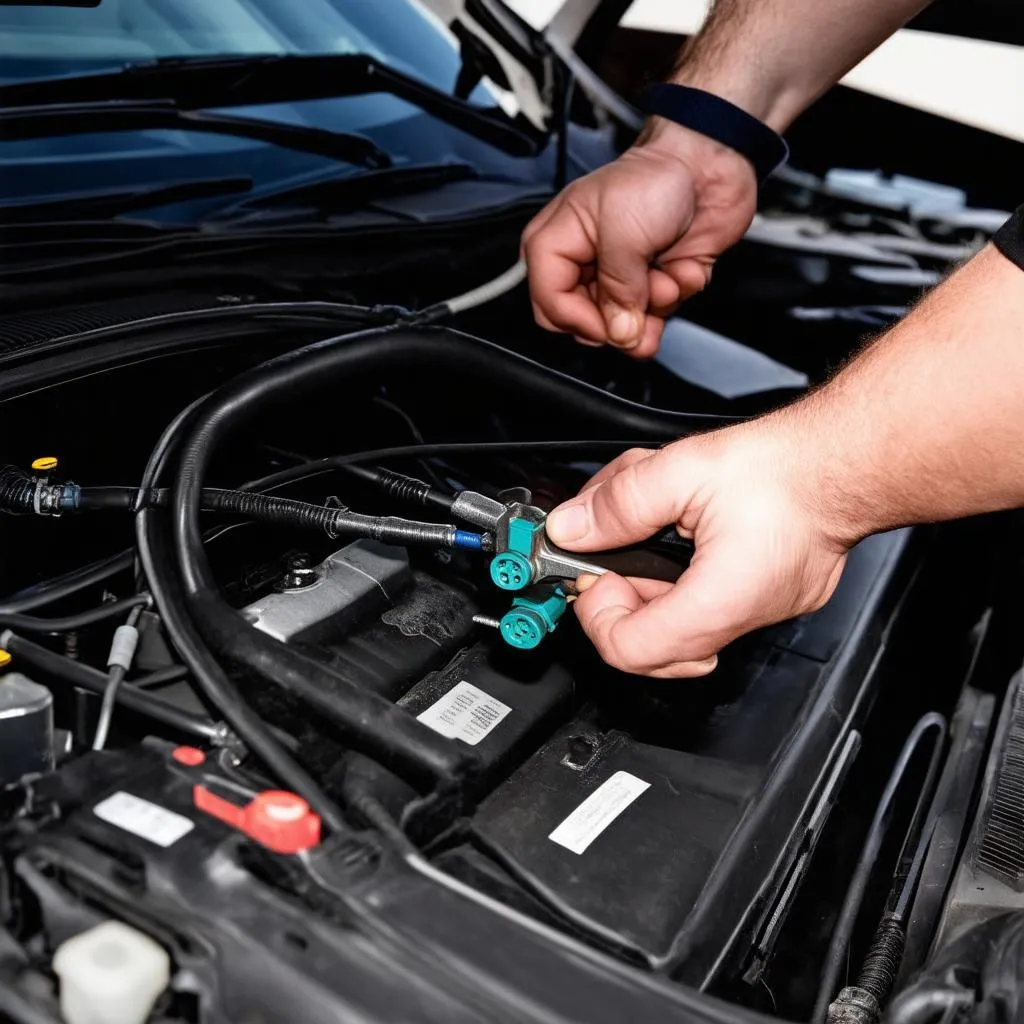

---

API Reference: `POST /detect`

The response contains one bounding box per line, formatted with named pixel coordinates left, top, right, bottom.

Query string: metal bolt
left=472, top=614, right=502, bottom=630
left=280, top=554, right=317, bottom=591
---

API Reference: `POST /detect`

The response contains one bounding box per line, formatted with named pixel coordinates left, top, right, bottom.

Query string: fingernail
left=547, top=502, right=589, bottom=544
left=607, top=308, right=640, bottom=346
left=575, top=573, right=599, bottom=593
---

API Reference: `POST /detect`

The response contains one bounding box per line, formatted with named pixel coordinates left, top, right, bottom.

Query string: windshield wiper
left=0, top=176, right=253, bottom=224
left=0, top=100, right=393, bottom=170
left=0, top=53, right=541, bottom=158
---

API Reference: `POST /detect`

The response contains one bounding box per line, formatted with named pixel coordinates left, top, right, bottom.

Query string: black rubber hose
left=0, top=463, right=36, bottom=513
left=1, top=632, right=219, bottom=741
left=169, top=328, right=723, bottom=790
left=76, top=487, right=135, bottom=510
left=0, top=550, right=134, bottom=614
left=811, top=713, right=947, bottom=1024
left=136, top=504, right=348, bottom=832
left=0, top=594, right=148, bottom=634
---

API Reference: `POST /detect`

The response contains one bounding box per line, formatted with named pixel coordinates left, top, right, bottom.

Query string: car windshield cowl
left=0, top=52, right=545, bottom=158
left=0, top=162, right=481, bottom=226
left=0, top=176, right=255, bottom=224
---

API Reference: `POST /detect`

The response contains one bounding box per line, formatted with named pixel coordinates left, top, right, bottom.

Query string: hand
left=522, top=121, right=757, bottom=358
left=545, top=423, right=853, bottom=677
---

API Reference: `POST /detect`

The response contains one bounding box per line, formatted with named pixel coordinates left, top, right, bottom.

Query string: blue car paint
left=0, top=1, right=612, bottom=223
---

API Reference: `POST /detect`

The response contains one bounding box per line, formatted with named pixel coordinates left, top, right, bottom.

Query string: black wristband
left=640, top=83, right=789, bottom=184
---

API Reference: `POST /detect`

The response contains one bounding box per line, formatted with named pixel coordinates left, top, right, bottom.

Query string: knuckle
left=523, top=230, right=544, bottom=259
left=606, top=465, right=661, bottom=533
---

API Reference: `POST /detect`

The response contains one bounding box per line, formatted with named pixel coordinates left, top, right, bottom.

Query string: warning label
left=416, top=680, right=512, bottom=746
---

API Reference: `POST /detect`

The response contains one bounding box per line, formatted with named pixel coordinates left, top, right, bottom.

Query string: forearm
left=780, top=244, right=1024, bottom=542
left=664, top=0, right=932, bottom=132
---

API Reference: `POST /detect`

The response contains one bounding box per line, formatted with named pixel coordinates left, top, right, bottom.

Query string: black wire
left=132, top=664, right=190, bottom=689
left=468, top=828, right=651, bottom=965
left=0, top=594, right=149, bottom=634
left=811, top=713, right=947, bottom=1024
left=332, top=464, right=455, bottom=513
left=242, top=439, right=659, bottom=494
left=349, top=792, right=418, bottom=859
left=0, top=549, right=134, bottom=614
left=889, top=732, right=951, bottom=924
left=1, top=632, right=219, bottom=741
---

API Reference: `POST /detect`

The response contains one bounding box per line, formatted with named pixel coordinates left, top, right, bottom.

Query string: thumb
left=595, top=211, right=653, bottom=348
left=547, top=447, right=691, bottom=552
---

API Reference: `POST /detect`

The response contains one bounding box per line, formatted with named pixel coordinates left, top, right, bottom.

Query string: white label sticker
left=548, top=771, right=651, bottom=855
left=416, top=680, right=512, bottom=746
left=93, top=791, right=194, bottom=848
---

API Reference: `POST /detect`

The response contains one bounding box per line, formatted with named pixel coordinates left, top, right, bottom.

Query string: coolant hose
left=168, top=326, right=723, bottom=796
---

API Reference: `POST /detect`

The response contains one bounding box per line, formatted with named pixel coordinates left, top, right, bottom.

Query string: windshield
left=0, top=0, right=472, bottom=99
left=0, top=0, right=555, bottom=221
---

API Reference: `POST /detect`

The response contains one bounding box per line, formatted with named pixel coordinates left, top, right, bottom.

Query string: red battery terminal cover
left=193, top=785, right=321, bottom=855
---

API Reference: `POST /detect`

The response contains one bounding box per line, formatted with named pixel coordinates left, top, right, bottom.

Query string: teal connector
left=499, top=587, right=568, bottom=650
left=490, top=551, right=533, bottom=591
left=489, top=517, right=541, bottom=591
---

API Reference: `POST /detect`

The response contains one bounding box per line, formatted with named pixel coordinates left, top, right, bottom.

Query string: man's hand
left=545, top=424, right=851, bottom=677
left=522, top=122, right=757, bottom=358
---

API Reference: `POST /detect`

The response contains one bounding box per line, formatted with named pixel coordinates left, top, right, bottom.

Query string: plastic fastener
left=499, top=586, right=569, bottom=650
left=0, top=650, right=10, bottom=668
left=31, top=456, right=58, bottom=472
left=193, top=785, right=321, bottom=854
left=172, top=746, right=206, bottom=767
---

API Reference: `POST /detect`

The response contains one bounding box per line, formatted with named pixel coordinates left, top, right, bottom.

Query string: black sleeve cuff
left=993, top=204, right=1024, bottom=271
left=640, top=84, right=789, bottom=184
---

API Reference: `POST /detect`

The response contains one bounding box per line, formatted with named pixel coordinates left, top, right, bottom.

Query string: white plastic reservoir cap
left=52, top=920, right=171, bottom=1024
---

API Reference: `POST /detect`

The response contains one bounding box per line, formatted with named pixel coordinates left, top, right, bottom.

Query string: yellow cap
left=0, top=650, right=11, bottom=668
left=31, top=456, right=58, bottom=472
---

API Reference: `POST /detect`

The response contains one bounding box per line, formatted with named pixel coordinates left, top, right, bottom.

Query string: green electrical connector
left=489, top=517, right=540, bottom=591
left=499, top=586, right=568, bottom=650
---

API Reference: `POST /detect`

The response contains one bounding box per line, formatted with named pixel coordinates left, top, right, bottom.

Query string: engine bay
left=2, top=168, right=1024, bottom=1024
